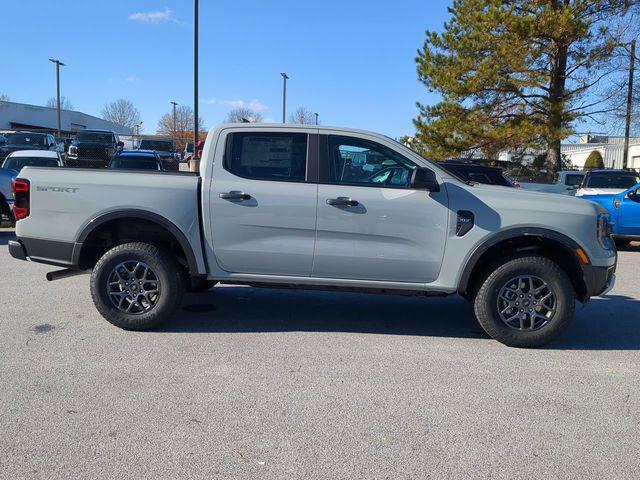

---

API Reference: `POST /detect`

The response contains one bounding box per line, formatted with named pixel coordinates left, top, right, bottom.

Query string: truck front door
left=312, top=134, right=449, bottom=283
left=209, top=129, right=318, bottom=276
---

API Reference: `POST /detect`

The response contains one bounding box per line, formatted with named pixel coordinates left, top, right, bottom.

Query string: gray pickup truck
left=8, top=124, right=617, bottom=347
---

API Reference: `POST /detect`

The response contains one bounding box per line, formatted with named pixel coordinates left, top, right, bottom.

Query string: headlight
left=597, top=213, right=613, bottom=249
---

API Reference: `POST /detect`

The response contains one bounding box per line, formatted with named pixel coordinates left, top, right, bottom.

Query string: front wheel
left=90, top=242, right=184, bottom=330
left=473, top=255, right=576, bottom=347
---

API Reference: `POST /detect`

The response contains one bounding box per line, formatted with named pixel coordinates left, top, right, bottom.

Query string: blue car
left=582, top=182, right=640, bottom=245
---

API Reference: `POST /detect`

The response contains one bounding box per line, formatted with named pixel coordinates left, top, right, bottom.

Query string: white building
left=499, top=135, right=640, bottom=170
left=0, top=100, right=132, bottom=136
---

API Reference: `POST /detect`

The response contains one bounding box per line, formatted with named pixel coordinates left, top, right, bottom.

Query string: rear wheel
left=90, top=242, right=184, bottom=330
left=473, top=255, right=575, bottom=347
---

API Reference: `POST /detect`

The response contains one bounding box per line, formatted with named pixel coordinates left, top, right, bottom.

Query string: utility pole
left=170, top=101, right=178, bottom=142
left=193, top=0, right=199, bottom=164
left=281, top=72, right=289, bottom=123
left=314, top=112, right=319, bottom=125
left=49, top=59, right=66, bottom=139
left=623, top=39, right=636, bottom=170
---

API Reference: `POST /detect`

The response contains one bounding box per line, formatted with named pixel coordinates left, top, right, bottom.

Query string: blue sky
left=0, top=0, right=452, bottom=137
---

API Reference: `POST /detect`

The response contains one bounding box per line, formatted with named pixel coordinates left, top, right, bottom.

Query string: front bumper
left=583, top=263, right=616, bottom=297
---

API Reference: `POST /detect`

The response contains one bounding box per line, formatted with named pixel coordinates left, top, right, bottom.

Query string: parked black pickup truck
left=66, top=129, right=124, bottom=168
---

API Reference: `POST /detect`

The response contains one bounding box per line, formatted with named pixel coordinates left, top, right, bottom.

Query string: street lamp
left=170, top=101, right=178, bottom=142
left=49, top=59, right=66, bottom=139
left=314, top=112, right=319, bottom=125
left=281, top=72, right=289, bottom=123
left=622, top=39, right=636, bottom=170
left=193, top=0, right=199, bottom=164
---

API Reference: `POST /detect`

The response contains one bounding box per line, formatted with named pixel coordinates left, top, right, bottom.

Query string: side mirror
left=117, top=141, right=124, bottom=148
left=410, top=167, right=440, bottom=192
left=629, top=188, right=640, bottom=202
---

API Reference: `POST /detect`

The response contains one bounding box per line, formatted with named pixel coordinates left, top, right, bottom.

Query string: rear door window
left=226, top=132, right=307, bottom=182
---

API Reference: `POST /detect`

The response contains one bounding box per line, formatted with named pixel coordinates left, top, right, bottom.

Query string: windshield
left=5, top=132, right=47, bottom=147
left=110, top=157, right=160, bottom=170
left=76, top=131, right=116, bottom=143
left=140, top=140, right=173, bottom=152
left=3, top=156, right=60, bottom=170
left=585, top=173, right=640, bottom=189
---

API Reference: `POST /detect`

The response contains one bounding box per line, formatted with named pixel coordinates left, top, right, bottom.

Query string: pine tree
left=414, top=0, right=637, bottom=179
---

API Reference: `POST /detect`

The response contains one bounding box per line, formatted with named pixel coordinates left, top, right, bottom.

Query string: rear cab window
left=225, top=132, right=308, bottom=182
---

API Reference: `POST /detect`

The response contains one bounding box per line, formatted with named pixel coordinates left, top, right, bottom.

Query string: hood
left=72, top=141, right=114, bottom=148
left=1, top=144, right=45, bottom=153
left=576, top=187, right=626, bottom=196
left=457, top=180, right=605, bottom=218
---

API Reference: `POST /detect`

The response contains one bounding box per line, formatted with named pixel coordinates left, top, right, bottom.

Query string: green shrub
left=584, top=150, right=604, bottom=170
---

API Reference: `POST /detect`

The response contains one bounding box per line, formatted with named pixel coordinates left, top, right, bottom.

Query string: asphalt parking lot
left=1, top=227, right=639, bottom=479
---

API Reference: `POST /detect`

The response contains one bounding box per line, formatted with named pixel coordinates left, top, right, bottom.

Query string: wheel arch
left=72, top=209, right=199, bottom=275
left=457, top=227, right=589, bottom=302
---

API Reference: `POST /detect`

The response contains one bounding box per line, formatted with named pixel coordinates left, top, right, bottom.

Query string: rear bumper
left=8, top=236, right=79, bottom=268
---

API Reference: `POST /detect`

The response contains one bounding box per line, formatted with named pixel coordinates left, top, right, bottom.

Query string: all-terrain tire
left=90, top=242, right=184, bottom=330
left=473, top=255, right=576, bottom=348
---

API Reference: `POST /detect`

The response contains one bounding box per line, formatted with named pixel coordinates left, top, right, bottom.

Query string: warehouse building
left=0, top=100, right=132, bottom=136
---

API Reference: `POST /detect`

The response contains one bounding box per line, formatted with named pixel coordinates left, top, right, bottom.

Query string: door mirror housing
left=628, top=187, right=640, bottom=202
left=117, top=141, right=125, bottom=148
left=410, top=167, right=440, bottom=192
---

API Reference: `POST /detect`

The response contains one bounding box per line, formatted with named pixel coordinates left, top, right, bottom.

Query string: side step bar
left=46, top=269, right=88, bottom=281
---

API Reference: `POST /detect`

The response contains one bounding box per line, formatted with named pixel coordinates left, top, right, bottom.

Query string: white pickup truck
left=9, top=124, right=617, bottom=347
left=518, top=171, right=586, bottom=195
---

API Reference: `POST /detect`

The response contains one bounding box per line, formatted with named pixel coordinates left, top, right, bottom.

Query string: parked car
left=138, top=139, right=179, bottom=171
left=575, top=169, right=640, bottom=197
left=108, top=150, right=164, bottom=171
left=2, top=150, right=64, bottom=171
left=8, top=124, right=617, bottom=348
left=183, top=142, right=194, bottom=162
left=440, top=161, right=516, bottom=187
left=66, top=129, right=124, bottom=168
left=0, top=167, right=17, bottom=225
left=0, top=134, right=7, bottom=146
left=519, top=171, right=586, bottom=195
left=580, top=182, right=640, bottom=246
left=0, top=131, right=58, bottom=162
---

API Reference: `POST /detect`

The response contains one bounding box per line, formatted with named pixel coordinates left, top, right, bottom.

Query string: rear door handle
left=219, top=191, right=251, bottom=201
left=326, top=197, right=359, bottom=207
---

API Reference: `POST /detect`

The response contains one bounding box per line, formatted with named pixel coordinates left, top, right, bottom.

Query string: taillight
left=11, top=178, right=30, bottom=220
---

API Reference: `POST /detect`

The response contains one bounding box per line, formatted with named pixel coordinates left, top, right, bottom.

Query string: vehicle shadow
left=162, top=287, right=640, bottom=350
left=0, top=230, right=16, bottom=246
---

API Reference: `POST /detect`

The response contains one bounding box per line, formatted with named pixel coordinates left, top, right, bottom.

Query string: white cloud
left=125, top=76, right=139, bottom=84
left=129, top=7, right=176, bottom=23
left=201, top=98, right=269, bottom=111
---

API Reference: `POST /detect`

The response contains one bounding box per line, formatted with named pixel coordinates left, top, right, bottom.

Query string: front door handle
left=326, top=197, right=359, bottom=207
left=219, top=191, right=251, bottom=201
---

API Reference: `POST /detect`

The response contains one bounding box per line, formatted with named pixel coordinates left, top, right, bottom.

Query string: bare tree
left=101, top=99, right=141, bottom=129
left=225, top=107, right=263, bottom=123
left=46, top=96, right=73, bottom=110
left=0, top=93, right=10, bottom=102
left=289, top=106, right=315, bottom=125
left=157, top=105, right=205, bottom=150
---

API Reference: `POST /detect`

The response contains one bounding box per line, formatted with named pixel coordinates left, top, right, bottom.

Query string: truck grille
left=68, top=147, right=111, bottom=168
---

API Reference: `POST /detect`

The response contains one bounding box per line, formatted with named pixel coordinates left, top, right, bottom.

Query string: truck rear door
left=209, top=128, right=318, bottom=276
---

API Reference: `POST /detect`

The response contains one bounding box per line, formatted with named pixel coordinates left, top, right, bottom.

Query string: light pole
left=314, top=112, right=319, bottom=125
left=49, top=59, right=66, bottom=139
left=170, top=101, right=178, bottom=142
left=623, top=39, right=636, bottom=170
left=135, top=122, right=143, bottom=145
left=193, top=0, right=199, bottom=165
left=280, top=72, right=289, bottom=123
